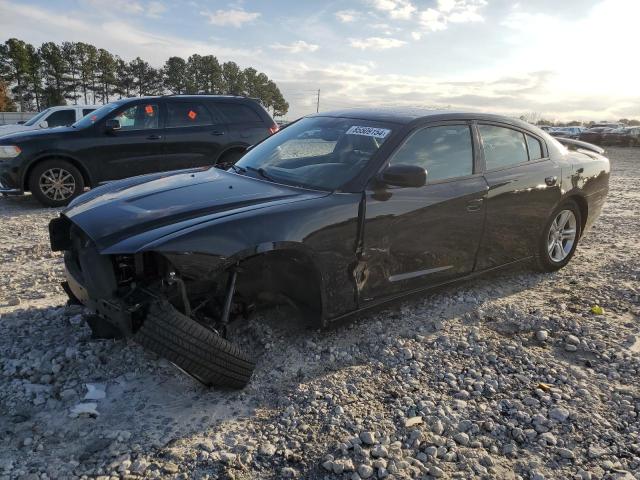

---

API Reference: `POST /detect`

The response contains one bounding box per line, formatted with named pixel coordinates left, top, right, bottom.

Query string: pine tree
left=39, top=42, right=69, bottom=106
left=163, top=56, right=187, bottom=94
left=96, top=48, right=117, bottom=103
left=221, top=61, right=245, bottom=95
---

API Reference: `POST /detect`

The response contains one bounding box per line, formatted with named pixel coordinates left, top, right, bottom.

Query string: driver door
left=359, top=123, right=488, bottom=303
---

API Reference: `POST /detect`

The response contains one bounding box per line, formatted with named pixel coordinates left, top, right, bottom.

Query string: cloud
left=369, top=0, right=416, bottom=20
left=418, top=0, right=486, bottom=32
left=270, top=40, right=319, bottom=53
left=85, top=0, right=166, bottom=18
left=335, top=9, right=358, bottom=22
left=200, top=8, right=260, bottom=27
left=349, top=37, right=407, bottom=50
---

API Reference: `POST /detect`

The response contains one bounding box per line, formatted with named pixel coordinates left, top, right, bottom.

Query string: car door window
left=166, top=102, right=213, bottom=127
left=112, top=104, right=159, bottom=130
left=526, top=134, right=543, bottom=160
left=82, top=108, right=96, bottom=117
left=390, top=125, right=473, bottom=182
left=479, top=125, right=528, bottom=170
left=46, top=109, right=76, bottom=127
left=215, top=103, right=262, bottom=123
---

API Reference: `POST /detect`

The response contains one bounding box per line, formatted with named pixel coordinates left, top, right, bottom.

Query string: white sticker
left=346, top=125, right=391, bottom=138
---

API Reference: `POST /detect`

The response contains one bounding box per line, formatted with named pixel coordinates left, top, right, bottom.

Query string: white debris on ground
left=0, top=148, right=639, bottom=480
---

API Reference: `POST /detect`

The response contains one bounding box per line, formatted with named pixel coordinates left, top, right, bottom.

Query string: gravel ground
left=0, top=148, right=638, bottom=480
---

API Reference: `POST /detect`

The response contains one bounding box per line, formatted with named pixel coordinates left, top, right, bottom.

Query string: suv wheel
left=28, top=160, right=85, bottom=207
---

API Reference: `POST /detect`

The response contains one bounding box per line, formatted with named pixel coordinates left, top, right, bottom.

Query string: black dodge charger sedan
left=0, top=95, right=278, bottom=206
left=49, top=109, right=610, bottom=387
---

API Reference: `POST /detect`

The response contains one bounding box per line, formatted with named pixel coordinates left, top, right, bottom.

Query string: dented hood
left=63, top=167, right=326, bottom=252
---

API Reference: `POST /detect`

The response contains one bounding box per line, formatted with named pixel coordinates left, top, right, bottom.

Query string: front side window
left=167, top=102, right=213, bottom=127
left=112, top=104, right=159, bottom=130
left=46, top=109, right=76, bottom=128
left=235, top=117, right=393, bottom=190
left=24, top=108, right=52, bottom=126
left=82, top=108, right=95, bottom=117
left=390, top=125, right=473, bottom=182
left=479, top=125, right=528, bottom=170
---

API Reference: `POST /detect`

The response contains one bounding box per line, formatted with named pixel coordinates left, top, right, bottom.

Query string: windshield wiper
left=246, top=166, right=275, bottom=182
left=229, top=164, right=246, bottom=174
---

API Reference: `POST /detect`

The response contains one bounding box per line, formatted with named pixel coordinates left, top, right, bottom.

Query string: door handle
left=545, top=176, right=557, bottom=186
left=146, top=134, right=163, bottom=140
left=210, top=131, right=225, bottom=136
left=466, top=198, right=483, bottom=212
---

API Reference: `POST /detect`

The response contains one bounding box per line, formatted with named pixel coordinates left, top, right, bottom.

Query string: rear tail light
left=269, top=124, right=279, bottom=135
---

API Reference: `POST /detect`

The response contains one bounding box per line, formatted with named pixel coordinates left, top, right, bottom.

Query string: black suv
left=0, top=95, right=278, bottom=206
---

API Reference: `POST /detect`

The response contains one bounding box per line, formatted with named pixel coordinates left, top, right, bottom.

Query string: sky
left=1, top=0, right=638, bottom=121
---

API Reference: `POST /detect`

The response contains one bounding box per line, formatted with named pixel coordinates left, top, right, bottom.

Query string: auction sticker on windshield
left=346, top=125, right=391, bottom=138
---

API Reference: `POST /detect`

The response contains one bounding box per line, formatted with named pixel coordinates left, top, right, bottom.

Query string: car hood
left=63, top=168, right=328, bottom=253
left=0, top=125, right=75, bottom=142
left=0, top=124, right=37, bottom=137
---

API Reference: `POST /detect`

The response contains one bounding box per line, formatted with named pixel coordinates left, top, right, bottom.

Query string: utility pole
left=316, top=89, right=320, bottom=113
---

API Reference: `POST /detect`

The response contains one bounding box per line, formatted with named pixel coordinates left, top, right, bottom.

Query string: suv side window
left=166, top=102, right=213, bottom=127
left=112, top=103, right=159, bottom=130
left=479, top=125, right=528, bottom=170
left=215, top=103, right=262, bottom=123
left=82, top=108, right=96, bottom=117
left=526, top=134, right=543, bottom=160
left=46, top=109, right=76, bottom=128
left=390, top=125, right=473, bottom=182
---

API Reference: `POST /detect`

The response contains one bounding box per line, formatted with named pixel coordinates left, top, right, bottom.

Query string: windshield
left=234, top=116, right=393, bottom=190
left=24, top=108, right=52, bottom=126
left=73, top=102, right=120, bottom=128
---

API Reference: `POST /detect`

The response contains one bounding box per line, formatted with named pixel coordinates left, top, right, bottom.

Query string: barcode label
left=346, top=125, right=391, bottom=138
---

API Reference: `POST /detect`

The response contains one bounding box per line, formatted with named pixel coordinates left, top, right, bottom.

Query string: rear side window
left=526, top=134, right=543, bottom=160
left=46, top=109, right=76, bottom=128
left=390, top=125, right=473, bottom=182
left=82, top=108, right=95, bottom=116
left=479, top=125, right=528, bottom=170
left=167, top=102, right=213, bottom=127
left=215, top=103, right=262, bottom=123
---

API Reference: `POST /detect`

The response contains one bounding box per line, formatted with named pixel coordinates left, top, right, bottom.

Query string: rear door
left=475, top=123, right=561, bottom=270
left=89, top=101, right=168, bottom=181
left=162, top=100, right=229, bottom=170
left=360, top=122, right=488, bottom=302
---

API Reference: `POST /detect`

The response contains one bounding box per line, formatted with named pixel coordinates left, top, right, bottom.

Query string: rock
left=429, top=465, right=444, bottom=477
left=6, top=297, right=21, bottom=306
left=453, top=432, right=470, bottom=445
left=69, top=402, right=99, bottom=418
left=357, top=464, right=374, bottom=479
left=360, top=431, right=376, bottom=445
left=549, top=407, right=570, bottom=422
left=220, top=452, right=236, bottom=464
left=281, top=467, right=297, bottom=478
left=371, top=445, right=388, bottom=458
left=163, top=462, right=179, bottom=474
left=557, top=447, right=575, bottom=459
left=536, top=330, right=549, bottom=342
left=588, top=445, right=606, bottom=458
left=258, top=443, right=276, bottom=456
left=565, top=334, right=580, bottom=345
left=83, top=383, right=106, bottom=400
left=405, top=416, right=423, bottom=428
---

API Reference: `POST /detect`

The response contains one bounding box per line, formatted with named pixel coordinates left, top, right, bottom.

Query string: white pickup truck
left=0, top=105, right=99, bottom=137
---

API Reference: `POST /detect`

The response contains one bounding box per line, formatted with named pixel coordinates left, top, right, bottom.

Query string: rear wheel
left=535, top=200, right=582, bottom=272
left=28, top=159, right=85, bottom=207
left=134, top=300, right=255, bottom=388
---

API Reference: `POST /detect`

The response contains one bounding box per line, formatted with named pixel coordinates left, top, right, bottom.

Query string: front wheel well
left=24, top=156, right=92, bottom=191
left=235, top=250, right=324, bottom=326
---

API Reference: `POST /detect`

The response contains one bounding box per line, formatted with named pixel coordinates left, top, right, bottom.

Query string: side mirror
left=378, top=164, right=427, bottom=188
left=38, top=120, right=48, bottom=129
left=104, top=119, right=121, bottom=132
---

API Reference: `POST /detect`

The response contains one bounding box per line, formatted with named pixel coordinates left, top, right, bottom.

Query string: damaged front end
left=49, top=215, right=256, bottom=388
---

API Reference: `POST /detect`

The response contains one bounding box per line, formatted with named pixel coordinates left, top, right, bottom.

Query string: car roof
left=113, top=95, right=257, bottom=104
left=307, top=107, right=535, bottom=128
left=48, top=104, right=100, bottom=110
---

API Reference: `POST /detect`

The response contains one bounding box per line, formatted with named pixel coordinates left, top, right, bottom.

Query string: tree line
left=0, top=38, right=289, bottom=117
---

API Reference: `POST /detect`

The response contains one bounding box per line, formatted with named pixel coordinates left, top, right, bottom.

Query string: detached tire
left=135, top=301, right=255, bottom=388
left=29, top=159, right=85, bottom=207
left=535, top=199, right=582, bottom=272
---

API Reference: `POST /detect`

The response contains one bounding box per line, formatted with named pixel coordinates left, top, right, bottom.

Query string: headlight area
left=0, top=145, right=21, bottom=159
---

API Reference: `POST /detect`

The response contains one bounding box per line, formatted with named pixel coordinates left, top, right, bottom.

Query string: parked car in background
left=602, top=126, right=640, bottom=146
left=0, top=95, right=278, bottom=206
left=579, top=127, right=613, bottom=145
left=48, top=109, right=610, bottom=387
left=549, top=127, right=586, bottom=139
left=0, top=105, right=99, bottom=137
